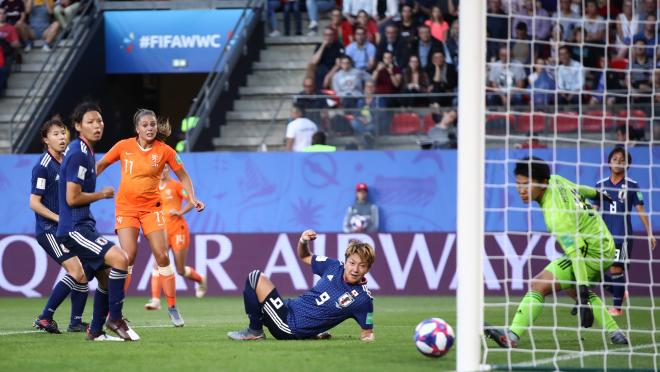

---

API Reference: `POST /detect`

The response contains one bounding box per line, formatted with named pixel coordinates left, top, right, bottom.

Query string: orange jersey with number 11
left=102, top=138, right=184, bottom=212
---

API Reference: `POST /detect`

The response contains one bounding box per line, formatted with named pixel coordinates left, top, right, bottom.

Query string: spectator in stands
left=53, top=0, right=79, bottom=31
left=282, top=0, right=303, bottom=36
left=302, top=131, right=337, bottom=152
left=537, top=23, right=563, bottom=62
left=437, top=0, right=458, bottom=25
left=329, top=8, right=353, bottom=46
left=556, top=45, right=584, bottom=104
left=528, top=57, right=555, bottom=106
left=372, top=50, right=402, bottom=105
left=376, top=24, right=410, bottom=68
left=396, top=4, right=418, bottom=46
left=310, top=26, right=344, bottom=89
left=584, top=0, right=606, bottom=43
left=424, top=5, right=449, bottom=43
left=512, top=0, right=551, bottom=41
left=570, top=0, right=581, bottom=16
left=569, top=27, right=591, bottom=65
left=636, top=0, right=658, bottom=20
left=0, top=40, right=8, bottom=96
left=329, top=55, right=372, bottom=107
left=342, top=182, right=379, bottom=233
left=487, top=46, right=526, bottom=106
left=427, top=50, right=457, bottom=106
left=628, top=39, right=654, bottom=102
left=351, top=80, right=383, bottom=146
left=632, top=15, right=658, bottom=59
left=511, top=22, right=531, bottom=65
left=426, top=104, right=457, bottom=149
left=345, top=26, right=376, bottom=71
left=615, top=0, right=640, bottom=57
left=26, top=0, right=59, bottom=52
left=342, top=0, right=377, bottom=23
left=401, top=54, right=431, bottom=106
left=554, top=0, right=579, bottom=41
left=412, top=25, right=445, bottom=69
left=267, top=0, right=282, bottom=37
left=306, top=0, right=335, bottom=36
left=589, top=56, right=624, bottom=105
left=285, top=104, right=318, bottom=151
left=375, top=0, right=400, bottom=30
left=487, top=0, right=509, bottom=60
left=0, top=8, right=21, bottom=66
left=2, top=0, right=29, bottom=52
left=444, top=20, right=459, bottom=66
left=410, top=0, right=433, bottom=26
left=294, top=77, right=328, bottom=125
left=355, top=10, right=380, bottom=45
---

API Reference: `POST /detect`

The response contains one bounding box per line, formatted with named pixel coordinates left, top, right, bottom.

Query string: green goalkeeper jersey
left=539, top=175, right=615, bottom=286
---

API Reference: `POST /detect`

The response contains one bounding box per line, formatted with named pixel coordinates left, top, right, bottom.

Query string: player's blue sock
left=244, top=270, right=263, bottom=331
left=90, top=287, right=109, bottom=333
left=603, top=273, right=613, bottom=294
left=69, top=280, right=89, bottom=326
left=610, top=272, right=626, bottom=309
left=39, top=274, right=74, bottom=320
left=108, top=269, right=127, bottom=321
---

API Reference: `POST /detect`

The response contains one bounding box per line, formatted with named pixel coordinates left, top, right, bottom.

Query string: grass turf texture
left=0, top=296, right=658, bottom=371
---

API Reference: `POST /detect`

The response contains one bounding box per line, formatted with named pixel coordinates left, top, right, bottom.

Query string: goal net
left=476, top=0, right=660, bottom=370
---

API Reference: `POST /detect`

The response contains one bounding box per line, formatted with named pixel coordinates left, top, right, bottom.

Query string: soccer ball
left=413, top=318, right=455, bottom=358
left=350, top=215, right=368, bottom=231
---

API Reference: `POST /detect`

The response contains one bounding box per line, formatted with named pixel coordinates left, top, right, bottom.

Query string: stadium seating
left=391, top=112, right=421, bottom=135
left=485, top=112, right=513, bottom=135
left=617, top=109, right=649, bottom=131
left=553, top=112, right=580, bottom=133
left=514, top=113, right=546, bottom=134
left=582, top=110, right=616, bottom=133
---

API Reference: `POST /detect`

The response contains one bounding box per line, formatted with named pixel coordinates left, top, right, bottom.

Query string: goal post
left=455, top=0, right=486, bottom=371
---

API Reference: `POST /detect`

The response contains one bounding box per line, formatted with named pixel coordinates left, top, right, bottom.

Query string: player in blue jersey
left=57, top=102, right=139, bottom=341
left=31, top=119, right=91, bottom=334
left=228, top=229, right=375, bottom=342
left=593, top=147, right=656, bottom=316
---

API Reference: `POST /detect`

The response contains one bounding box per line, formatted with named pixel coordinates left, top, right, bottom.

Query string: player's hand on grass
left=300, top=230, right=317, bottom=243
left=577, top=285, right=594, bottom=328
left=100, top=186, right=114, bottom=199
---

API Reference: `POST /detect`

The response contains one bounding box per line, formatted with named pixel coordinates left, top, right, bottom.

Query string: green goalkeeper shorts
left=544, top=256, right=611, bottom=290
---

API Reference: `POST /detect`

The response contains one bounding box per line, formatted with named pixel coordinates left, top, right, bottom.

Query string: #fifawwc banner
left=1, top=233, right=658, bottom=297
left=104, top=9, right=248, bottom=73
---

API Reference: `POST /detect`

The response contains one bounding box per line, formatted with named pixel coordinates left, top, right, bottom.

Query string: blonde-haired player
left=145, top=164, right=207, bottom=310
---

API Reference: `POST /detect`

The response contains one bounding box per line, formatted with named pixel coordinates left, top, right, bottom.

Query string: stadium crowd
left=282, top=0, right=659, bottom=146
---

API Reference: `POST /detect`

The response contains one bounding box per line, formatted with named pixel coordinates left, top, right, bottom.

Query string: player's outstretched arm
left=298, top=229, right=317, bottom=265
left=29, top=194, right=59, bottom=222
left=636, top=204, right=656, bottom=250
left=360, top=329, right=374, bottom=342
left=173, top=167, right=205, bottom=212
left=66, top=182, right=114, bottom=207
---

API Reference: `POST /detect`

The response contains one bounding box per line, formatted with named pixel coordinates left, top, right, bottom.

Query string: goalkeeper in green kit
left=485, top=156, right=629, bottom=348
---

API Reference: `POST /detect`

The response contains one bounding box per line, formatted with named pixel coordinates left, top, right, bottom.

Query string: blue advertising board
left=104, top=9, right=248, bottom=74
left=0, top=148, right=658, bottom=234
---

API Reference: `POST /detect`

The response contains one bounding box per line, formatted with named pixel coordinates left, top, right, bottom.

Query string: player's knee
left=529, top=280, right=552, bottom=296
left=246, top=269, right=262, bottom=291
left=154, top=252, right=170, bottom=266
left=109, top=246, right=129, bottom=269
left=69, top=268, right=86, bottom=284
left=176, top=267, right=186, bottom=276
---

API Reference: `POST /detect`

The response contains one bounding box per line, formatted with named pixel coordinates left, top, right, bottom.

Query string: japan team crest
left=337, top=292, right=354, bottom=308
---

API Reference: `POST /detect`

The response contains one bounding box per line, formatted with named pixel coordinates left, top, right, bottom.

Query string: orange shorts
left=115, top=210, right=166, bottom=236
left=166, top=222, right=189, bottom=252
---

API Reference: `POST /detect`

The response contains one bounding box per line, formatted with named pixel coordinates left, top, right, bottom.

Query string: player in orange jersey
left=96, top=109, right=205, bottom=327
left=144, top=164, right=207, bottom=311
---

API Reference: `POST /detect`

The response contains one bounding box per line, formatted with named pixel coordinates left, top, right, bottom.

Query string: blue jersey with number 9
left=285, top=255, right=374, bottom=338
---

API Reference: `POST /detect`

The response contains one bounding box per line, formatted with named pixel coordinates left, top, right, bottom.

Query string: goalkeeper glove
left=577, top=285, right=594, bottom=328
left=598, top=190, right=614, bottom=205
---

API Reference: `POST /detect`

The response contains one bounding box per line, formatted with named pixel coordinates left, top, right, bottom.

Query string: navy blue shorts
left=612, top=240, right=632, bottom=267
left=57, top=227, right=115, bottom=272
left=261, top=288, right=297, bottom=340
left=37, top=233, right=75, bottom=265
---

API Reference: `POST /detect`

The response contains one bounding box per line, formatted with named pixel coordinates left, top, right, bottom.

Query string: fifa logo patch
left=351, top=289, right=359, bottom=297
left=337, top=292, right=354, bottom=308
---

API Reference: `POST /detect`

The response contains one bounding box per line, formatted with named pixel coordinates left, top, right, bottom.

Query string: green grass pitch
left=0, top=296, right=658, bottom=371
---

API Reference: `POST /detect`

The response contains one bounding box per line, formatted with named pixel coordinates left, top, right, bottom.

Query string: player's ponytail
left=133, top=108, right=171, bottom=141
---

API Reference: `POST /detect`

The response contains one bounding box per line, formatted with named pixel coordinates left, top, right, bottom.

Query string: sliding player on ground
left=593, top=147, right=656, bottom=316
left=96, top=109, right=204, bottom=327
left=57, top=102, right=138, bottom=341
left=485, top=156, right=628, bottom=348
left=31, top=119, right=90, bottom=334
left=144, top=164, right=207, bottom=310
left=228, top=229, right=375, bottom=342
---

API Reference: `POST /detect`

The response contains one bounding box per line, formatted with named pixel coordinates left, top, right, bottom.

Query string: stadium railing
left=9, top=0, right=100, bottom=153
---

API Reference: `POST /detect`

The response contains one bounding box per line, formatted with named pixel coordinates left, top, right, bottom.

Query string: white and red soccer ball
left=413, top=318, right=455, bottom=358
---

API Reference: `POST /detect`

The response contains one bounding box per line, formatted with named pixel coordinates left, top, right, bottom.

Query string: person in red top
left=96, top=108, right=205, bottom=327
left=424, top=6, right=449, bottom=43
left=144, top=164, right=207, bottom=311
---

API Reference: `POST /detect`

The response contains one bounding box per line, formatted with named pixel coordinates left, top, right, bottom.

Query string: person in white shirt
left=556, top=45, right=583, bottom=104
left=342, top=0, right=377, bottom=22
left=285, top=104, right=319, bottom=151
